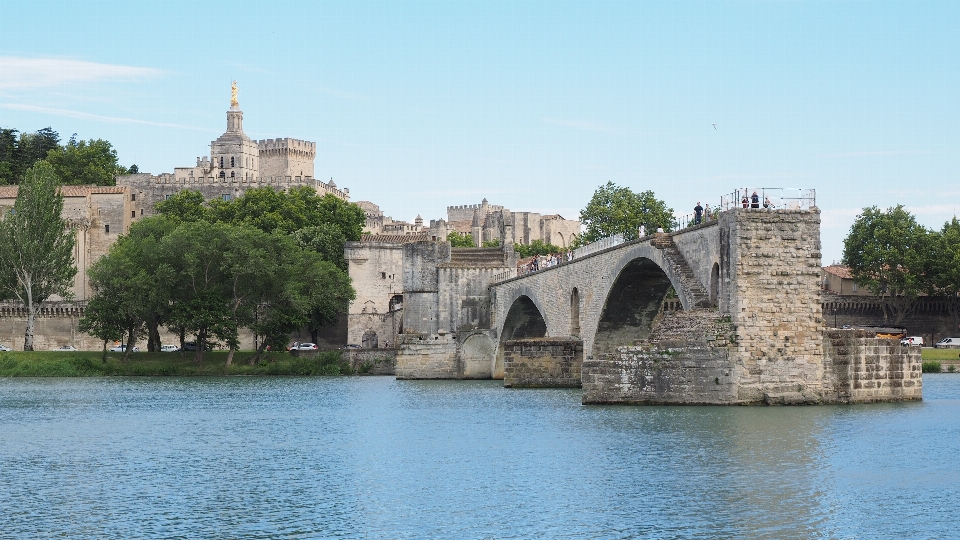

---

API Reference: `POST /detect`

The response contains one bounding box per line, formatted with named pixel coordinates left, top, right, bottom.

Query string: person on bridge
left=751, top=191, right=760, bottom=208
left=704, top=204, right=712, bottom=220
left=694, top=202, right=703, bottom=225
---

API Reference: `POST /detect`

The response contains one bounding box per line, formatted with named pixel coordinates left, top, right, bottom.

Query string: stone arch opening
left=494, top=295, right=547, bottom=379
left=710, top=262, right=720, bottom=307
left=570, top=288, right=581, bottom=337
left=592, top=257, right=674, bottom=355
left=461, top=333, right=495, bottom=379
left=389, top=294, right=403, bottom=312
left=362, top=331, right=378, bottom=349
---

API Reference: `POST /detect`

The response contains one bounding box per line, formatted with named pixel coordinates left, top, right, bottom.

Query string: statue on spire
left=230, top=80, right=239, bottom=107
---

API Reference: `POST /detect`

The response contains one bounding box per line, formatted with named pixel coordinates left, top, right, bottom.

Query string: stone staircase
left=651, top=234, right=712, bottom=308
left=447, top=248, right=510, bottom=267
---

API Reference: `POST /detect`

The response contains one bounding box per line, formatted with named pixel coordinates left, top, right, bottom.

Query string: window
left=230, top=171, right=235, bottom=178
left=140, top=209, right=144, bottom=216
left=131, top=193, right=136, bottom=201
left=852, top=283, right=858, bottom=293
left=381, top=272, right=386, bottom=279
left=105, top=224, right=110, bottom=234
left=230, top=156, right=235, bottom=168
left=165, top=195, right=171, bottom=200
left=222, top=194, right=231, bottom=201
left=219, top=171, right=225, bottom=179
left=219, top=157, right=224, bottom=168
left=131, top=211, right=136, bottom=218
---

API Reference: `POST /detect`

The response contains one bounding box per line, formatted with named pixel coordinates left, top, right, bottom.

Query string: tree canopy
left=0, top=126, right=135, bottom=185
left=447, top=230, right=475, bottom=247
left=841, top=205, right=935, bottom=325
left=578, top=182, right=674, bottom=245
left=84, top=187, right=361, bottom=363
left=0, top=162, right=77, bottom=350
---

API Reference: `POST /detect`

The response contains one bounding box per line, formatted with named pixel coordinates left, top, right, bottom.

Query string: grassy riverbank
left=921, top=348, right=960, bottom=361
left=0, top=350, right=354, bottom=377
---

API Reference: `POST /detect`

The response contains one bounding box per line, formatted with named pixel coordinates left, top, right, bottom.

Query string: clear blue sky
left=2, top=0, right=958, bottom=263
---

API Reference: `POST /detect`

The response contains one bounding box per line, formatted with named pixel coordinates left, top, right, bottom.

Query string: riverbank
left=0, top=350, right=365, bottom=377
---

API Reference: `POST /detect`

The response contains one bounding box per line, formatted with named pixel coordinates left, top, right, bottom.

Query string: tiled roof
left=361, top=233, right=430, bottom=244
left=823, top=265, right=853, bottom=279
left=0, top=185, right=127, bottom=199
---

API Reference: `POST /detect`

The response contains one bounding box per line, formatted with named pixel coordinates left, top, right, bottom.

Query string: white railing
left=720, top=188, right=816, bottom=211
left=573, top=233, right=625, bottom=259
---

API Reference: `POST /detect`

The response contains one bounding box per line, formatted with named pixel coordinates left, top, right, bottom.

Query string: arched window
left=219, top=157, right=224, bottom=168
left=218, top=170, right=225, bottom=179
left=230, top=171, right=235, bottom=178
left=230, top=156, right=235, bottom=168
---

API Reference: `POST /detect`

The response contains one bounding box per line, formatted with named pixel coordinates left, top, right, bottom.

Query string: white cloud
left=0, top=56, right=162, bottom=90
left=0, top=103, right=210, bottom=131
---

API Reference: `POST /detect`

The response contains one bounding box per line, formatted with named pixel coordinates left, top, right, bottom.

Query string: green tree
left=841, top=205, right=934, bottom=325
left=43, top=136, right=125, bottom=186
left=292, top=223, right=348, bottom=270
left=482, top=239, right=501, bottom=248
left=0, top=127, right=60, bottom=185
left=578, top=182, right=674, bottom=245
left=514, top=239, right=564, bottom=258
left=155, top=189, right=210, bottom=223
left=0, top=162, right=77, bottom=350
left=447, top=230, right=476, bottom=247
left=931, top=217, right=960, bottom=331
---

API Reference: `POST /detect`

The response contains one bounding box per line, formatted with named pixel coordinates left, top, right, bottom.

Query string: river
left=1, top=375, right=958, bottom=539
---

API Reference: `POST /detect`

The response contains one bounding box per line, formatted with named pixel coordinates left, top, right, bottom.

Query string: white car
left=900, top=336, right=924, bottom=346
left=288, top=342, right=318, bottom=351
left=0, top=344, right=11, bottom=352
left=53, top=345, right=79, bottom=351
left=935, top=338, right=960, bottom=349
left=109, top=345, right=139, bottom=352
left=160, top=344, right=180, bottom=352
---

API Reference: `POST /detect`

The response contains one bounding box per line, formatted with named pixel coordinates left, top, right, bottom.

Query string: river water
left=1, top=375, right=958, bottom=539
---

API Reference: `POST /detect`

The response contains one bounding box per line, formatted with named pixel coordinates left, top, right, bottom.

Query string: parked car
left=935, top=337, right=960, bottom=349
left=900, top=336, right=924, bottom=346
left=53, top=345, right=79, bottom=351
left=160, top=344, right=180, bottom=352
left=343, top=344, right=361, bottom=349
left=288, top=342, right=318, bottom=351
left=109, top=345, right=139, bottom=352
left=0, top=344, right=11, bottom=352
left=182, top=341, right=211, bottom=351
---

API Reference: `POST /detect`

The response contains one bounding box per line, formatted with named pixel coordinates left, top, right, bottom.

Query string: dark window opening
left=230, top=156, right=235, bottom=168
left=105, top=224, right=110, bottom=234
left=131, top=211, right=136, bottom=218
left=230, top=171, right=235, bottom=178
left=219, top=157, right=224, bottom=168
left=131, top=193, right=136, bottom=201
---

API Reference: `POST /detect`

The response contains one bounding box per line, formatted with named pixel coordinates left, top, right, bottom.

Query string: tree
left=0, top=127, right=60, bottom=185
left=514, top=240, right=564, bottom=258
left=155, top=189, right=210, bottom=223
left=43, top=136, right=125, bottom=186
left=292, top=223, right=349, bottom=270
left=931, top=217, right=960, bottom=331
left=0, top=162, right=77, bottom=350
left=578, top=182, right=674, bottom=245
left=841, top=205, right=934, bottom=325
left=447, top=230, right=476, bottom=247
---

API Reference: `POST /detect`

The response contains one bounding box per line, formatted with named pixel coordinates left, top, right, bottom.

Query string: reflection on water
left=1, top=375, right=958, bottom=539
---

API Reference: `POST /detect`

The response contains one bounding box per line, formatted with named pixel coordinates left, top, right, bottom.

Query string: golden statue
left=230, top=80, right=239, bottom=107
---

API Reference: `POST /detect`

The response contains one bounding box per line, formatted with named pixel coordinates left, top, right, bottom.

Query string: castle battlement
left=257, top=138, right=317, bottom=155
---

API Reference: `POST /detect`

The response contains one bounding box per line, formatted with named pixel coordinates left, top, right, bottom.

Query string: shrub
left=922, top=361, right=942, bottom=373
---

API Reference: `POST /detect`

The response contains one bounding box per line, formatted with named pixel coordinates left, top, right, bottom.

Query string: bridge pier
left=503, top=338, right=583, bottom=388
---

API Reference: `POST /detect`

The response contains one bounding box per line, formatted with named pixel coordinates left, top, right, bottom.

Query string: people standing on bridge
left=763, top=196, right=774, bottom=209
left=751, top=191, right=760, bottom=208
left=694, top=202, right=703, bottom=225
left=704, top=204, right=712, bottom=221
left=741, top=192, right=749, bottom=208
left=639, top=225, right=646, bottom=238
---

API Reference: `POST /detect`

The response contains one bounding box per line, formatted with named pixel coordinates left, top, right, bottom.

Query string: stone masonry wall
left=721, top=208, right=825, bottom=403
left=822, top=329, right=922, bottom=403
left=395, top=333, right=459, bottom=379
left=582, top=310, right=739, bottom=404
left=344, top=348, right=397, bottom=375
left=502, top=338, right=582, bottom=388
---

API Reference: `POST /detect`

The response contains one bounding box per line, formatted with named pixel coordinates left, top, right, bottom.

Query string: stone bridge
left=489, top=219, right=720, bottom=374
left=398, top=206, right=923, bottom=405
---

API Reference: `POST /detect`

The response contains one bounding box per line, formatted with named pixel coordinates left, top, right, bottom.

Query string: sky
left=1, top=0, right=958, bottom=263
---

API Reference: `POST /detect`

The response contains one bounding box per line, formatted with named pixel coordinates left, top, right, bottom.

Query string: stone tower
left=210, top=82, right=260, bottom=181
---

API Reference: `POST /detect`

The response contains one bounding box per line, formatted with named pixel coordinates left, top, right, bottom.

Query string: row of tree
left=0, top=127, right=135, bottom=186
left=842, top=205, right=960, bottom=326
left=79, top=188, right=364, bottom=364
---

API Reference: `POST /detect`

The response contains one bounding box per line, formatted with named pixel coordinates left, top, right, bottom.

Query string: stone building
left=0, top=184, right=130, bottom=301
left=446, top=198, right=581, bottom=248
left=117, top=83, right=348, bottom=222
left=822, top=265, right=871, bottom=296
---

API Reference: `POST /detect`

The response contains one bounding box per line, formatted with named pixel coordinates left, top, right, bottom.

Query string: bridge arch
left=591, top=255, right=678, bottom=355
left=494, top=293, right=549, bottom=379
